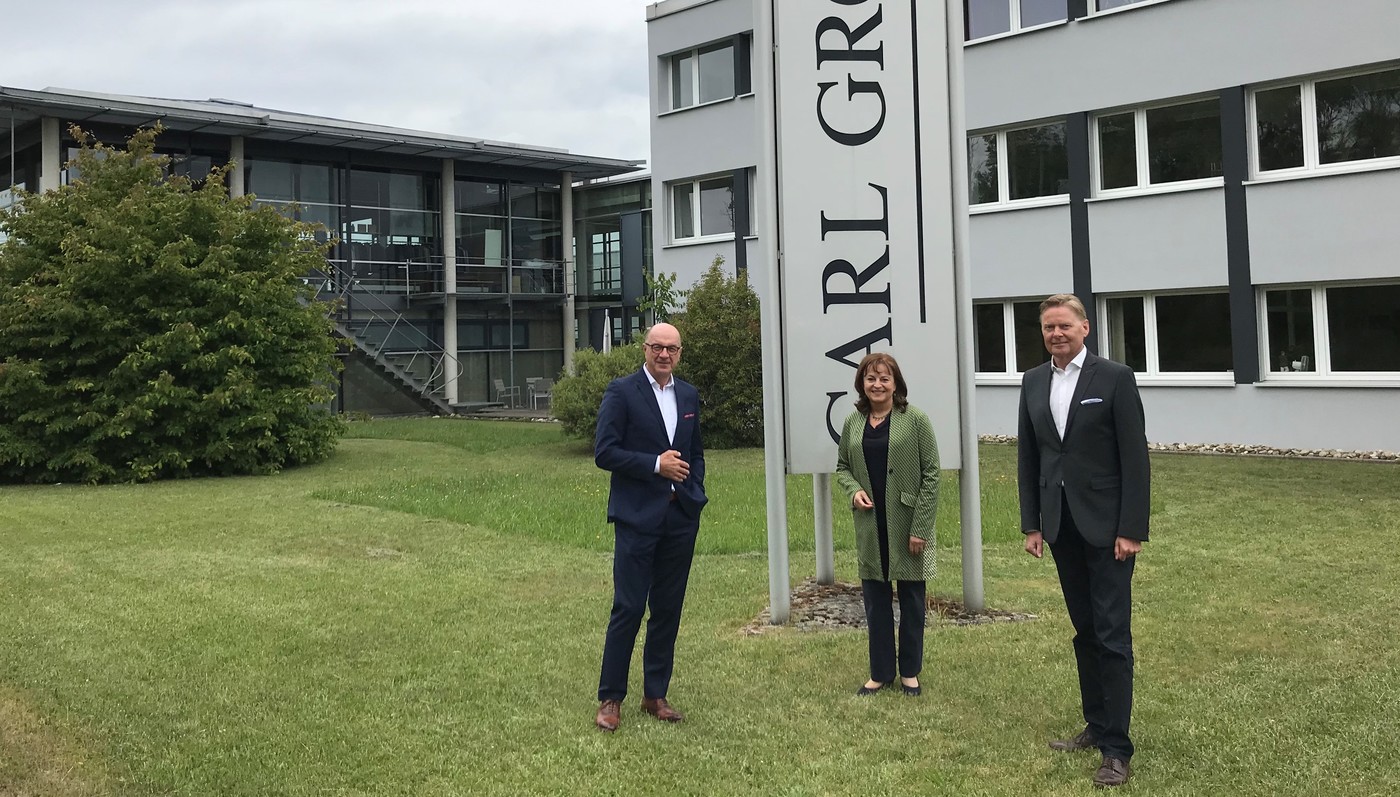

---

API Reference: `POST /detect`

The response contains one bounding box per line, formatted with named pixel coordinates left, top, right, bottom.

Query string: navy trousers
left=1050, top=500, right=1136, bottom=760
left=861, top=579, right=927, bottom=683
left=597, top=500, right=699, bottom=702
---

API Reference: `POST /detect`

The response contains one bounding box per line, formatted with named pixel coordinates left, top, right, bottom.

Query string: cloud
left=4, top=0, right=652, bottom=160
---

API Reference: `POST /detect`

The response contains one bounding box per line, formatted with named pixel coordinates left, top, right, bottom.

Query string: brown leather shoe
left=595, top=699, right=621, bottom=732
left=1093, top=756, right=1131, bottom=788
left=1048, top=727, right=1098, bottom=752
left=641, top=697, right=684, bottom=723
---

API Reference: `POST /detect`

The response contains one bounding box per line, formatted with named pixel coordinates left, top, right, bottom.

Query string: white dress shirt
left=1050, top=346, right=1088, bottom=441
left=645, top=368, right=678, bottom=474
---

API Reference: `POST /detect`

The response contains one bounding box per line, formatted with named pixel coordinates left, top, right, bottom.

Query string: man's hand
left=1114, top=536, right=1142, bottom=561
left=852, top=490, right=874, bottom=510
left=1024, top=531, right=1044, bottom=559
left=658, top=449, right=690, bottom=483
left=908, top=536, right=926, bottom=556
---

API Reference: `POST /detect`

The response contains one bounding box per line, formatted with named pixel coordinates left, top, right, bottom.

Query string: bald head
left=643, top=323, right=682, bottom=385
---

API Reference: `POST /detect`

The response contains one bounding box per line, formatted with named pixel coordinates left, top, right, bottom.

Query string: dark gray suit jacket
left=1017, top=351, right=1150, bottom=547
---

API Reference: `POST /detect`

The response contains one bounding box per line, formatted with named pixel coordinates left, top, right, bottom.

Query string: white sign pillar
left=765, top=0, right=983, bottom=608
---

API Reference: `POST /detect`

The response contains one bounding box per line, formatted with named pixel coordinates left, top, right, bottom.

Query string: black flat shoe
left=856, top=682, right=888, bottom=696
left=900, top=681, right=921, bottom=697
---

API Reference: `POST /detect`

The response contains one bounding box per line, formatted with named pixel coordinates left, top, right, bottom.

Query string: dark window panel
left=974, top=304, right=1008, bottom=372
left=1316, top=68, right=1400, bottom=164
left=1014, top=301, right=1052, bottom=371
left=1020, top=0, right=1068, bottom=27
left=1265, top=288, right=1315, bottom=372
left=968, top=134, right=999, bottom=204
left=1147, top=99, right=1223, bottom=184
left=1156, top=293, right=1233, bottom=372
left=1098, top=112, right=1137, bottom=190
left=1255, top=86, right=1305, bottom=171
left=1327, top=284, right=1400, bottom=371
left=1105, top=297, right=1147, bottom=371
left=966, top=0, right=1011, bottom=40
left=1008, top=121, right=1068, bottom=200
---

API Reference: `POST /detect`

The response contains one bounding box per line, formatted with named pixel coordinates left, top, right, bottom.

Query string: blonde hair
left=1039, top=293, right=1087, bottom=321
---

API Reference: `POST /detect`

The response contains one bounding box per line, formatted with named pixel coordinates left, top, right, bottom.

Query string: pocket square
left=1080, top=398, right=1103, bottom=405
left=683, top=412, right=696, bottom=419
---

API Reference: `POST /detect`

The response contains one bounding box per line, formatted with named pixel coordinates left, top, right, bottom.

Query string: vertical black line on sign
left=1066, top=111, right=1097, bottom=350
left=910, top=0, right=928, bottom=323
left=1220, top=86, right=1260, bottom=384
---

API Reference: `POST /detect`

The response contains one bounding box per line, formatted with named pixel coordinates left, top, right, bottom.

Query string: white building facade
left=647, top=0, right=1400, bottom=453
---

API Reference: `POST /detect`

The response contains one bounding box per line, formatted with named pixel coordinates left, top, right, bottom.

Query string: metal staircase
left=306, top=263, right=458, bottom=415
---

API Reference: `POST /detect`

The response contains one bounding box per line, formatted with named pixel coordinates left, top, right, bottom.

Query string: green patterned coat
left=834, top=405, right=941, bottom=582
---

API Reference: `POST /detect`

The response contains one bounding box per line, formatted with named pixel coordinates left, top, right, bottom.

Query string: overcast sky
left=5, top=0, right=654, bottom=163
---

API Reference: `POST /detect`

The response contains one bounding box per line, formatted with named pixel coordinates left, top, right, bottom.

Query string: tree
left=551, top=343, right=646, bottom=442
left=0, top=126, right=344, bottom=484
left=674, top=256, right=763, bottom=449
left=637, top=269, right=682, bottom=325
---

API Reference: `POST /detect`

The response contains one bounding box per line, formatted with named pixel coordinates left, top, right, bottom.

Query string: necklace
left=870, top=410, right=891, bottom=420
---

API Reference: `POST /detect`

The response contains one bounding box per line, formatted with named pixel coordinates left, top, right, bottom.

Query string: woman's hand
left=852, top=490, right=874, bottom=510
left=908, top=536, right=926, bottom=556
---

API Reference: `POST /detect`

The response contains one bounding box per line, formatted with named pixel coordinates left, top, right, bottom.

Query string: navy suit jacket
left=595, top=369, right=707, bottom=532
left=1017, top=351, right=1150, bottom=547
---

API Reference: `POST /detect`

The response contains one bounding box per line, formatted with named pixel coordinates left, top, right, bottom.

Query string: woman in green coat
left=835, top=353, right=940, bottom=696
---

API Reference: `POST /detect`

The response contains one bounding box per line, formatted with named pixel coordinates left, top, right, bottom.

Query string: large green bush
left=0, top=127, right=345, bottom=483
left=674, top=259, right=763, bottom=449
left=551, top=343, right=646, bottom=442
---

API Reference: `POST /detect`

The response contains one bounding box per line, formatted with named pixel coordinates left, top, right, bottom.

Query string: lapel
left=632, top=369, right=667, bottom=441
left=1062, top=352, right=1101, bottom=441
left=1031, top=362, right=1057, bottom=439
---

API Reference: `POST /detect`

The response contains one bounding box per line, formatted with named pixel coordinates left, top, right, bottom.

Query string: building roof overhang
left=0, top=85, right=644, bottom=181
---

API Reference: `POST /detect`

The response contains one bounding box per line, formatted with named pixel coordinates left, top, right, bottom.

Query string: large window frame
left=1249, top=65, right=1400, bottom=180
left=1259, top=283, right=1400, bottom=382
left=968, top=119, right=1070, bottom=210
left=1091, top=97, right=1224, bottom=197
left=666, top=171, right=753, bottom=245
left=972, top=299, right=1051, bottom=379
left=666, top=39, right=741, bottom=112
left=1097, top=291, right=1235, bottom=381
left=963, top=0, right=1068, bottom=42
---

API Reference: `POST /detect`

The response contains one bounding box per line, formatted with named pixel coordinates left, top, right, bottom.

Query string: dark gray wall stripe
left=1220, top=86, right=1260, bottom=384
left=735, top=33, right=753, bottom=96
left=1068, top=0, right=1088, bottom=21
left=1066, top=110, right=1097, bottom=349
left=732, top=166, right=750, bottom=275
left=621, top=210, right=645, bottom=307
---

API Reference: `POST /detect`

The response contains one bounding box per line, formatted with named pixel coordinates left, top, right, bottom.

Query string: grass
left=0, top=418, right=1397, bottom=796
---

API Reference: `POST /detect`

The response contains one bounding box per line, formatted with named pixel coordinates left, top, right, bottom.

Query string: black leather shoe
left=900, top=679, right=921, bottom=697
left=856, top=681, right=888, bottom=696
left=1049, top=727, right=1098, bottom=752
left=1093, top=756, right=1131, bottom=788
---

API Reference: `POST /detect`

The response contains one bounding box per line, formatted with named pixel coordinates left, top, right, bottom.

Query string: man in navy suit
left=1018, top=294, right=1150, bottom=788
left=594, top=322, right=707, bottom=732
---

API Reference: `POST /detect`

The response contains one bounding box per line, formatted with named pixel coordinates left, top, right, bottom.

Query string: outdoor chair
left=531, top=377, right=554, bottom=410
left=493, top=378, right=520, bottom=407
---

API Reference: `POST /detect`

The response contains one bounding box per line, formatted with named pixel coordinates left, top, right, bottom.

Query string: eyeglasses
left=645, top=343, right=682, bottom=355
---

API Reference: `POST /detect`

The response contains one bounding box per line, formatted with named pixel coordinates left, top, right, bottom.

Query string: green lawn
left=2, top=419, right=1398, bottom=796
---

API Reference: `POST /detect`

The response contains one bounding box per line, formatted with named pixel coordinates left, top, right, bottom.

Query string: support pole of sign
left=945, top=0, right=984, bottom=612
left=813, top=474, right=834, bottom=585
left=756, top=0, right=790, bottom=624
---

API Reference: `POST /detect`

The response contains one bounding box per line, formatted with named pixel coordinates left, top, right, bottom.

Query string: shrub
left=552, top=343, right=646, bottom=442
left=0, top=126, right=344, bottom=483
left=674, top=258, right=763, bottom=449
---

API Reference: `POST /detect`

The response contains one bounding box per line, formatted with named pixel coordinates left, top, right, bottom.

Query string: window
left=973, top=300, right=1052, bottom=375
left=669, top=40, right=736, bottom=110
left=964, top=0, right=1066, bottom=41
left=968, top=120, right=1068, bottom=207
left=669, top=173, right=750, bottom=242
left=1263, top=284, right=1400, bottom=375
left=1252, top=66, right=1400, bottom=176
left=1095, top=99, right=1222, bottom=193
left=1101, top=293, right=1233, bottom=375
left=1093, top=0, right=1156, bottom=11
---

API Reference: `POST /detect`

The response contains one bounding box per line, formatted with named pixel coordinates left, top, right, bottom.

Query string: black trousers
left=1049, top=500, right=1136, bottom=760
left=861, top=578, right=926, bottom=683
left=597, top=501, right=698, bottom=702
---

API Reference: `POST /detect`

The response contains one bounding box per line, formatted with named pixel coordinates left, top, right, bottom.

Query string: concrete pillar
left=228, top=136, right=245, bottom=197
left=442, top=159, right=459, bottom=406
left=561, top=170, right=575, bottom=376
left=39, top=117, right=61, bottom=192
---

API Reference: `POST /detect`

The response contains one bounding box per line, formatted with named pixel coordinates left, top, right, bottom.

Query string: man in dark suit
left=593, top=322, right=707, bottom=732
left=1017, top=293, right=1150, bottom=788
